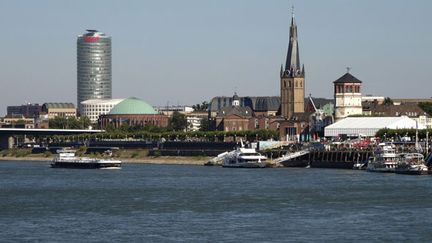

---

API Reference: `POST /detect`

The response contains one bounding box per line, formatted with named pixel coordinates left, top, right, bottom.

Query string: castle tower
left=333, top=70, right=363, bottom=121
left=280, top=12, right=305, bottom=118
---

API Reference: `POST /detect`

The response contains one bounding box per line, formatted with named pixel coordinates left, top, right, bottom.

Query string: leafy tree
left=383, top=97, right=394, bottom=106
left=80, top=117, right=91, bottom=129
left=418, top=102, right=432, bottom=116
left=192, top=101, right=209, bottom=111
left=199, top=117, right=210, bottom=131
left=169, top=111, right=188, bottom=131
left=49, top=117, right=68, bottom=129
left=49, top=116, right=92, bottom=129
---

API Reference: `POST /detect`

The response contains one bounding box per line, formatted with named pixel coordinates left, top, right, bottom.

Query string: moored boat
left=222, top=147, right=267, bottom=168
left=395, top=153, right=428, bottom=175
left=51, top=150, right=122, bottom=169
left=367, top=143, right=398, bottom=173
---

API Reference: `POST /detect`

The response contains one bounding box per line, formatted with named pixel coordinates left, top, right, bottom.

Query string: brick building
left=98, top=97, right=168, bottom=129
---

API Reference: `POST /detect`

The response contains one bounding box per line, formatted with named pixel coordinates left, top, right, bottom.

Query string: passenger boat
left=51, top=150, right=122, bottom=169
left=395, top=153, right=429, bottom=175
left=222, top=147, right=267, bottom=168
left=367, top=143, right=398, bottom=173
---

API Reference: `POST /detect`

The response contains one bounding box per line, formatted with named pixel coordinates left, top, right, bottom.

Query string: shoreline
left=0, top=156, right=211, bottom=165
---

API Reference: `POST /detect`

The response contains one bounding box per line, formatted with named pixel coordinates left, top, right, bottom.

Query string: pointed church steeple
left=280, top=7, right=305, bottom=119
left=284, top=8, right=303, bottom=77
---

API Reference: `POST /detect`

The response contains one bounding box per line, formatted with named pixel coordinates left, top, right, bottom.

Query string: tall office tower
left=77, top=30, right=112, bottom=113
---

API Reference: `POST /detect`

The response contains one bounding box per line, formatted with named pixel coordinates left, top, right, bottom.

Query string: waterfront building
left=280, top=12, right=305, bottom=118
left=215, top=93, right=253, bottom=131
left=6, top=103, right=42, bottom=118
left=80, top=98, right=124, bottom=123
left=362, top=102, right=426, bottom=117
left=98, top=97, right=169, bottom=129
left=333, top=71, right=363, bottom=121
left=77, top=30, right=112, bottom=113
left=1, top=115, right=35, bottom=128
left=276, top=11, right=311, bottom=141
left=362, top=101, right=432, bottom=129
left=416, top=115, right=432, bottom=129
left=155, top=105, right=194, bottom=116
left=209, top=96, right=280, bottom=118
left=41, top=103, right=77, bottom=119
left=305, top=97, right=334, bottom=137
left=324, top=116, right=424, bottom=138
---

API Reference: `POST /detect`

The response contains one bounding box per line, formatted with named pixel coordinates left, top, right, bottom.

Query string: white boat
left=367, top=143, right=398, bottom=173
left=395, top=153, right=429, bottom=175
left=51, top=150, right=122, bottom=169
left=222, top=147, right=267, bottom=168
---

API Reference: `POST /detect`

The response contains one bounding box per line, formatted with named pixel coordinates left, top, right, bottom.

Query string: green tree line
left=49, top=116, right=91, bottom=129
left=376, top=128, right=432, bottom=139
left=50, top=129, right=278, bottom=142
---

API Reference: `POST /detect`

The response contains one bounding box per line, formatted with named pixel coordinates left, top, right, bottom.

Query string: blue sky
left=0, top=0, right=431, bottom=113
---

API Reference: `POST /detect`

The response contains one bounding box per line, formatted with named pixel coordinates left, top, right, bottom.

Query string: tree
left=383, top=97, right=394, bottom=106
left=80, top=117, right=91, bottom=129
left=418, top=102, right=432, bottom=116
left=199, top=117, right=210, bottom=131
left=49, top=117, right=68, bottom=129
left=169, top=111, right=188, bottom=131
left=49, top=116, right=92, bottom=129
left=192, top=101, right=209, bottom=111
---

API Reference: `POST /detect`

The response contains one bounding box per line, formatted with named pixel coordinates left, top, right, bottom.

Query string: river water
left=1, top=161, right=432, bottom=242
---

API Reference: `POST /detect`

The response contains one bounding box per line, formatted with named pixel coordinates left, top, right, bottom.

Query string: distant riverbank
left=0, top=148, right=211, bottom=165
left=0, top=155, right=210, bottom=165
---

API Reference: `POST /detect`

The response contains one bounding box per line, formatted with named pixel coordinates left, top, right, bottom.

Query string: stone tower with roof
left=333, top=71, right=363, bottom=121
left=280, top=11, right=305, bottom=119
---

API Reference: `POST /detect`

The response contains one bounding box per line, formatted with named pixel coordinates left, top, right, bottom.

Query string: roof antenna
left=291, top=5, right=295, bottom=17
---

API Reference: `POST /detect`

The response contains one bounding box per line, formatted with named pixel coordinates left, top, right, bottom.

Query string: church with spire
left=207, top=9, right=334, bottom=140
left=276, top=10, right=312, bottom=141
left=280, top=10, right=305, bottom=119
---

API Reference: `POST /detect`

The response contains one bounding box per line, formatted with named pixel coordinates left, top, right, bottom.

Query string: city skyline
left=0, top=0, right=431, bottom=114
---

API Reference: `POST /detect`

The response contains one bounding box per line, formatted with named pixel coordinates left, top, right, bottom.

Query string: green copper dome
left=109, top=97, right=157, bottom=115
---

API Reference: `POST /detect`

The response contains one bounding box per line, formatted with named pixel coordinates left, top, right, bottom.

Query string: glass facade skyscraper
left=77, top=30, right=112, bottom=113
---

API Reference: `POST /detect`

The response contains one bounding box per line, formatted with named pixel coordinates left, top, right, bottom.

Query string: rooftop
left=333, top=72, right=362, bottom=84
left=109, top=97, right=157, bottom=115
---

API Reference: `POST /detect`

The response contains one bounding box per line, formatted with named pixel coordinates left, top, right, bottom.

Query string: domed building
left=98, top=97, right=169, bottom=128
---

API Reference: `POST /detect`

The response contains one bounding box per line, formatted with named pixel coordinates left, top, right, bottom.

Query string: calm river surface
left=1, top=161, right=432, bottom=242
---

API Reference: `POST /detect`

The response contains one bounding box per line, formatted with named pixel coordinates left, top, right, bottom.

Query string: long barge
left=51, top=150, right=122, bottom=169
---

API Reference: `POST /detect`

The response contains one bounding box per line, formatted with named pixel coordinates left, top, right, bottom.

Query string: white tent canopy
left=324, top=116, right=424, bottom=137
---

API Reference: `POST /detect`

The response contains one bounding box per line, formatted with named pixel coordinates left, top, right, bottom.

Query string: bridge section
left=0, top=128, right=103, bottom=150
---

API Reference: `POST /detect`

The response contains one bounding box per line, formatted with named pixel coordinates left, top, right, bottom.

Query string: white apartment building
left=80, top=99, right=124, bottom=123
